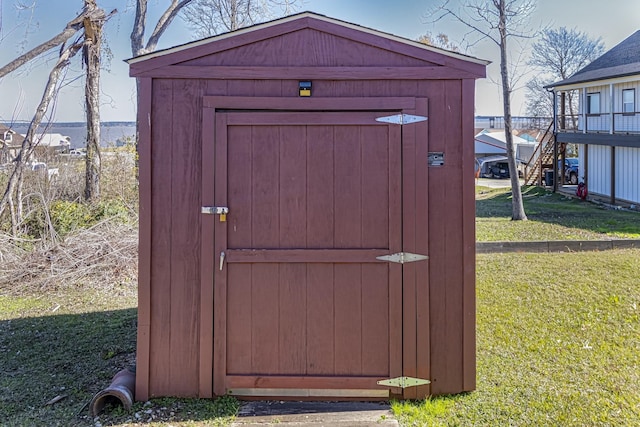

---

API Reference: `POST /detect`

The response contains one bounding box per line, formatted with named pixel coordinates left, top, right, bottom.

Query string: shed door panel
left=214, top=111, right=402, bottom=398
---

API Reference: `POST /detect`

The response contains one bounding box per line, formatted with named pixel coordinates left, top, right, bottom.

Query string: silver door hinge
left=375, top=114, right=428, bottom=125
left=376, top=252, right=429, bottom=264
left=377, top=376, right=431, bottom=389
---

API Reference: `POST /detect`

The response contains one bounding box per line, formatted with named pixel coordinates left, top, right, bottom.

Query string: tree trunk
left=498, top=0, right=527, bottom=221
left=0, top=41, right=83, bottom=224
left=0, top=2, right=106, bottom=224
left=8, top=182, right=17, bottom=236
left=15, top=169, right=24, bottom=234
left=84, top=1, right=105, bottom=202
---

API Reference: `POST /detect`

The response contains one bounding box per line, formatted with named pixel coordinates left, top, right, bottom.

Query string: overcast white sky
left=0, top=0, right=638, bottom=122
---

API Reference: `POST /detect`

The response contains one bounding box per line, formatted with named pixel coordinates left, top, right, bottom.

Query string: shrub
left=22, top=199, right=134, bottom=240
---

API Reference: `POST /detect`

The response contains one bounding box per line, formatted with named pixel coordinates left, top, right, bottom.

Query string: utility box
left=545, top=169, right=555, bottom=187
left=128, top=12, right=487, bottom=401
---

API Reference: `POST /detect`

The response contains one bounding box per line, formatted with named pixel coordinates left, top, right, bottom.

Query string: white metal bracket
left=375, top=114, right=428, bottom=125
left=376, top=252, right=429, bottom=264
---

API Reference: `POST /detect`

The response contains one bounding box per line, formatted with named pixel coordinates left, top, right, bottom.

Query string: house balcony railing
left=475, top=116, right=552, bottom=130
left=557, top=113, right=640, bottom=134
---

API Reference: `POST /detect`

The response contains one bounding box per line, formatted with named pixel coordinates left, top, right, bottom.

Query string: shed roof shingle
left=546, top=30, right=640, bottom=88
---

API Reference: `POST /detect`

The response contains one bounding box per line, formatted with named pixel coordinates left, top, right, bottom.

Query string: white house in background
left=545, top=30, right=640, bottom=207
left=30, top=133, right=71, bottom=151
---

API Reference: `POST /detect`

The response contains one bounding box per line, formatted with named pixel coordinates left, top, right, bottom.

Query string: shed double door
left=212, top=110, right=403, bottom=398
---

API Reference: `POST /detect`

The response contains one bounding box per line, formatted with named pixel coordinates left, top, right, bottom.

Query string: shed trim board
left=127, top=12, right=488, bottom=72
left=461, top=79, right=477, bottom=390
left=198, top=96, right=428, bottom=399
left=136, top=77, right=152, bottom=401
left=133, top=65, right=483, bottom=80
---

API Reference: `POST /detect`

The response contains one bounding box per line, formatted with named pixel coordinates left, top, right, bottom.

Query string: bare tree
left=526, top=27, right=605, bottom=120
left=431, top=0, right=537, bottom=221
left=181, top=0, right=300, bottom=38
left=0, top=2, right=111, bottom=228
left=83, top=0, right=107, bottom=202
left=417, top=32, right=460, bottom=52
left=525, top=76, right=553, bottom=118
left=0, top=39, right=83, bottom=231
left=131, top=0, right=195, bottom=57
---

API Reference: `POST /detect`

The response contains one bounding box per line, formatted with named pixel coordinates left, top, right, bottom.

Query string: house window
left=587, top=92, right=600, bottom=114
left=622, top=89, right=635, bottom=113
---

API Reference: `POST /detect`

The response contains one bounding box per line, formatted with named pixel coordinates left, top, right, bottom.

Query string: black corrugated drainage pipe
left=89, top=366, right=136, bottom=416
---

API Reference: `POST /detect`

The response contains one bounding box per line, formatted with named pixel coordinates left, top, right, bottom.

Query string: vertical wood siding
left=615, top=147, right=640, bottom=204
left=147, top=79, right=205, bottom=397
left=168, top=79, right=203, bottom=396
left=136, top=77, right=153, bottom=401
left=461, top=79, right=477, bottom=392
left=142, top=78, right=474, bottom=398
left=148, top=79, right=174, bottom=396
left=586, top=144, right=612, bottom=198
left=430, top=80, right=466, bottom=395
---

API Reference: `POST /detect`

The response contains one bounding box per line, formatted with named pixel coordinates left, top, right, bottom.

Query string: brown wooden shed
left=128, top=12, right=487, bottom=402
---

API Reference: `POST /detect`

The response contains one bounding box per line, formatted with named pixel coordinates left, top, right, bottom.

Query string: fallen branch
left=0, top=218, right=138, bottom=293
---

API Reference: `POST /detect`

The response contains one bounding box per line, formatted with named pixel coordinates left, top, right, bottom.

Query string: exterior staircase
left=524, top=121, right=555, bottom=186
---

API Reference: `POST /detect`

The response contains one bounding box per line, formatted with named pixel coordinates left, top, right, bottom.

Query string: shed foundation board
left=233, top=401, right=398, bottom=426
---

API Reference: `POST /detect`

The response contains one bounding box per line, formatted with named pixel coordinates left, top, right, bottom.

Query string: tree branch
left=131, top=0, right=195, bottom=57
left=131, top=0, right=148, bottom=56
left=0, top=15, right=84, bottom=78
left=145, top=0, right=194, bottom=54
left=0, top=40, right=83, bottom=218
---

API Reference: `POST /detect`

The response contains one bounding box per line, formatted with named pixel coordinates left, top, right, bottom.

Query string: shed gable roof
left=128, top=12, right=488, bottom=79
left=547, top=30, right=640, bottom=88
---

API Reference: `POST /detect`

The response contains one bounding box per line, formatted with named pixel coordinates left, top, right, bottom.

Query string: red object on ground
left=576, top=182, right=588, bottom=200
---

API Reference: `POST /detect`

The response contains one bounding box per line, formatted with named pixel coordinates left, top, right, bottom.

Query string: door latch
left=202, top=206, right=229, bottom=222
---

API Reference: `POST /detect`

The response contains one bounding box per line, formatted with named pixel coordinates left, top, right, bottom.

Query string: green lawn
left=2, top=186, right=640, bottom=426
left=393, top=249, right=640, bottom=426
left=476, top=186, right=640, bottom=241
left=4, top=249, right=639, bottom=426
left=0, top=284, right=239, bottom=427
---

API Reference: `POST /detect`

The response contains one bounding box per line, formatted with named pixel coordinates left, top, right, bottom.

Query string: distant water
left=5, top=122, right=136, bottom=149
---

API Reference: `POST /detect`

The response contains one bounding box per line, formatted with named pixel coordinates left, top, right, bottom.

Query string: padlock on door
left=201, top=206, right=229, bottom=222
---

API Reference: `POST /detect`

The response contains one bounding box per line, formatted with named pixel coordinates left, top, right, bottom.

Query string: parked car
left=559, top=158, right=579, bottom=185
left=30, top=162, right=58, bottom=179
left=490, top=161, right=510, bottom=179
left=30, top=162, right=47, bottom=172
